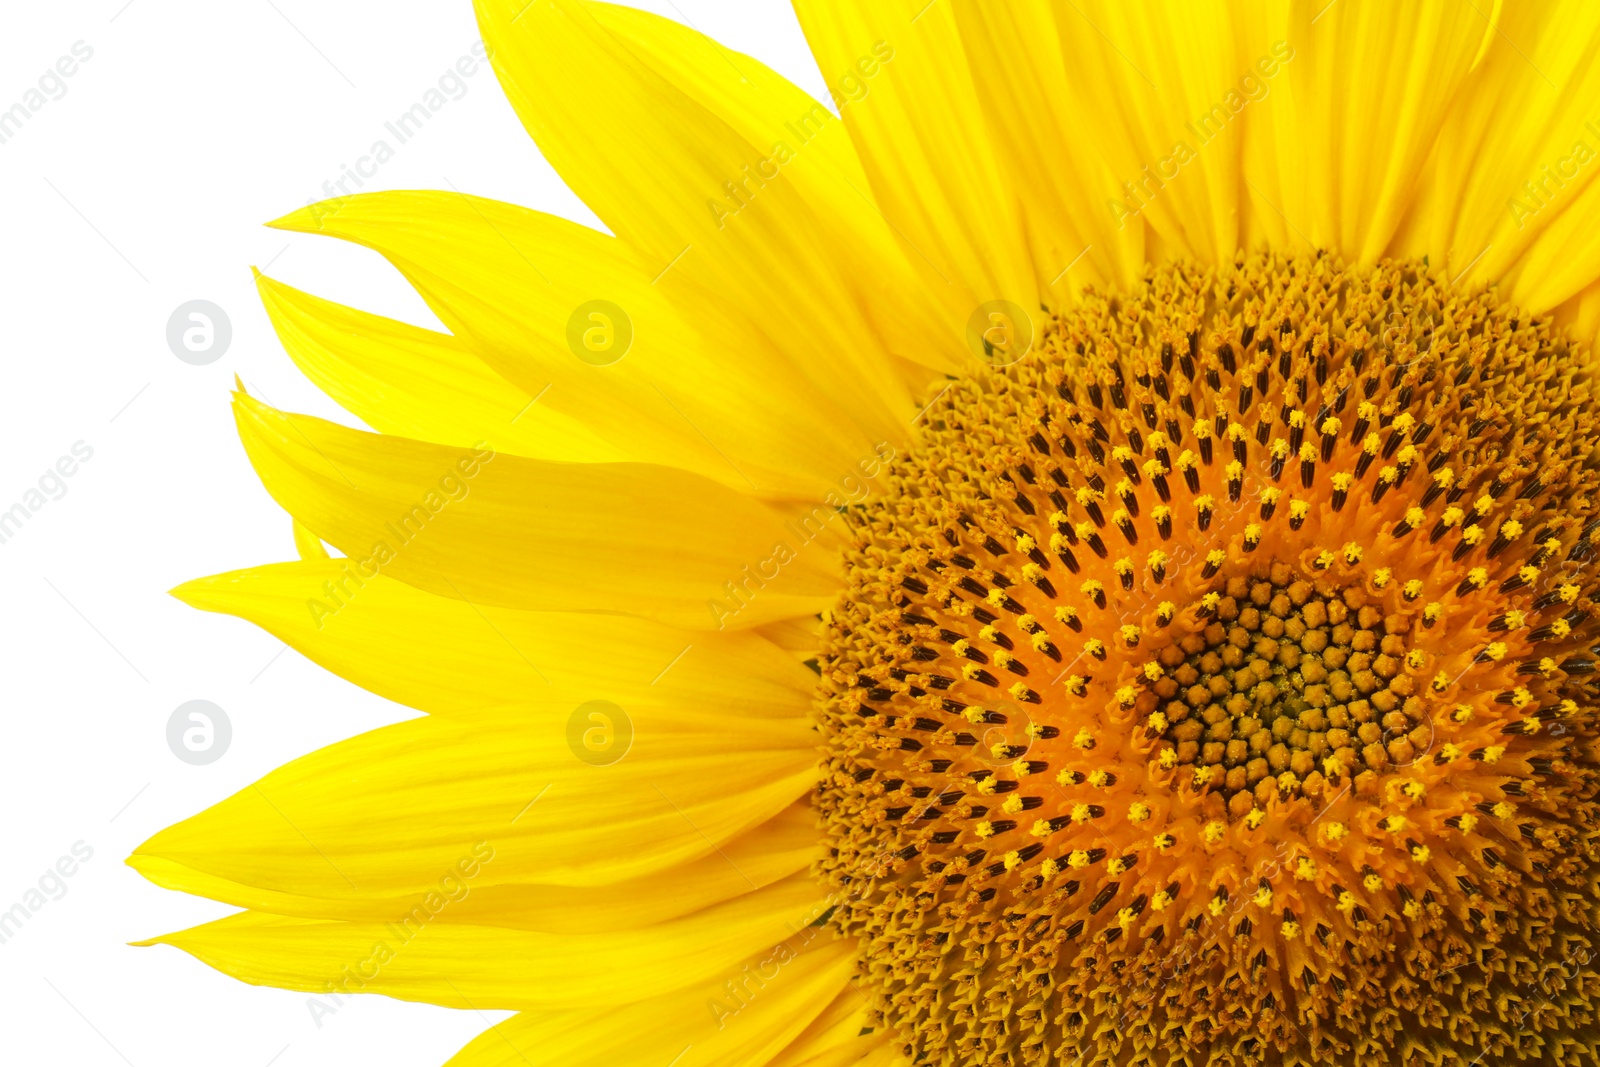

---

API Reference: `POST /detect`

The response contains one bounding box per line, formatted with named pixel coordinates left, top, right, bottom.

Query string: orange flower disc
left=815, top=254, right=1600, bottom=1067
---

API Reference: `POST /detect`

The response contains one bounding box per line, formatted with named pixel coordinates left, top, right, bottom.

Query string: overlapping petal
left=132, top=706, right=814, bottom=901
left=1403, top=2, right=1600, bottom=315
left=473, top=0, right=922, bottom=427
left=440, top=934, right=865, bottom=1066
left=232, top=391, right=841, bottom=629
left=270, top=193, right=904, bottom=499
left=255, top=270, right=623, bottom=466
left=135, top=871, right=827, bottom=1011
left=134, top=800, right=820, bottom=932
left=171, top=558, right=813, bottom=716
left=792, top=0, right=1039, bottom=322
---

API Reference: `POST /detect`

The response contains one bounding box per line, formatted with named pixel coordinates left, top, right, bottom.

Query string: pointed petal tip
left=168, top=576, right=212, bottom=610
left=266, top=203, right=329, bottom=234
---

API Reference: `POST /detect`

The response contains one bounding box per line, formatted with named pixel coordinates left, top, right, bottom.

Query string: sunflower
left=132, top=2, right=1600, bottom=1065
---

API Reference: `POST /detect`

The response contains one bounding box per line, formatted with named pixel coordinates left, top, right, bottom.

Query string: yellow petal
left=947, top=3, right=1142, bottom=296
left=1254, top=0, right=1491, bottom=261
left=588, top=1, right=957, bottom=378
left=756, top=615, right=825, bottom=656
left=1412, top=3, right=1600, bottom=309
left=135, top=873, right=831, bottom=1012
left=791, top=0, right=1038, bottom=319
left=132, top=800, right=820, bottom=931
left=256, top=271, right=623, bottom=465
left=131, top=706, right=815, bottom=898
left=172, top=558, right=812, bottom=717
left=1041, top=1, right=1262, bottom=268
left=270, top=191, right=901, bottom=499
left=1556, top=273, right=1600, bottom=353
left=472, top=0, right=914, bottom=428
left=231, top=392, right=841, bottom=629
left=291, top=520, right=328, bottom=560
left=764, top=986, right=891, bottom=1067
left=442, top=935, right=859, bottom=1065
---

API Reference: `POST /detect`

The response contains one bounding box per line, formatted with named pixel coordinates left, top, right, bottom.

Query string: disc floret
left=815, top=254, right=1600, bottom=1067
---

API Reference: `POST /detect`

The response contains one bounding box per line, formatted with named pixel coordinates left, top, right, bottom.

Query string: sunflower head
left=816, top=253, right=1600, bottom=1066
left=128, top=0, right=1600, bottom=1064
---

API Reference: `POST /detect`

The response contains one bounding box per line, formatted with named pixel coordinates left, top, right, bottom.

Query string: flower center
left=813, top=254, right=1600, bottom=1067
left=1154, top=571, right=1428, bottom=814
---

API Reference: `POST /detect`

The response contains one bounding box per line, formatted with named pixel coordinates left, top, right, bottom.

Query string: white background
left=0, top=2, right=820, bottom=1063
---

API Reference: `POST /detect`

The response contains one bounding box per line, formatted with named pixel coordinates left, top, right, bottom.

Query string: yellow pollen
left=811, top=255, right=1600, bottom=1067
